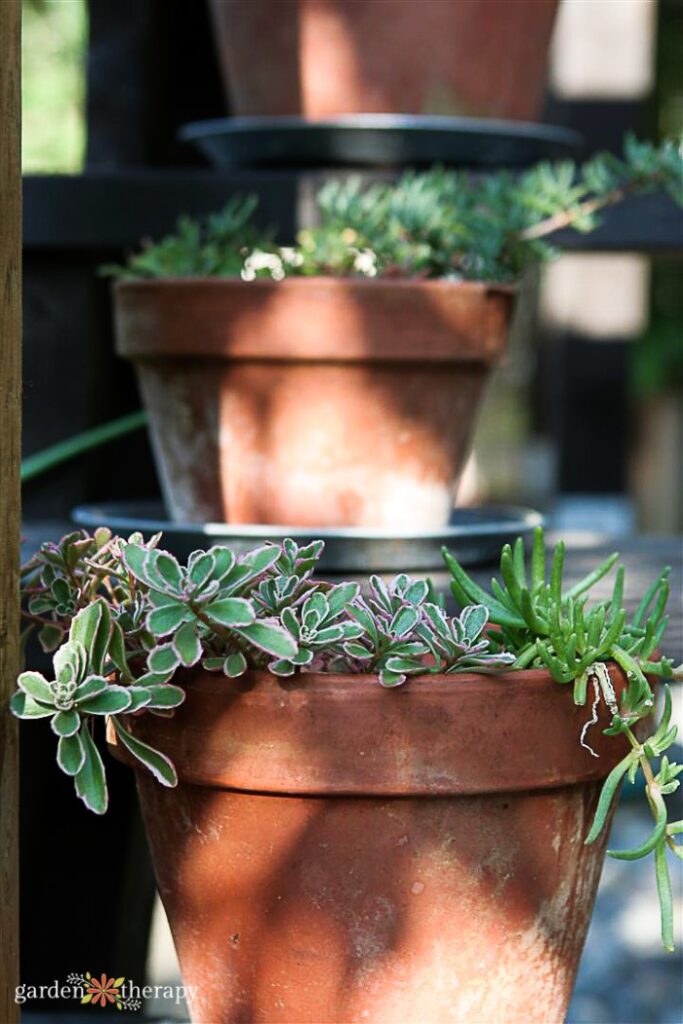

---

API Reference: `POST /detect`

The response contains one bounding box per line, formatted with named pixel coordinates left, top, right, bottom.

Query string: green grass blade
left=21, top=411, right=148, bottom=482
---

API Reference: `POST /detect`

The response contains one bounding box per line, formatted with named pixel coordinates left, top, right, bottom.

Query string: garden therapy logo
left=72, top=972, right=140, bottom=1011
left=14, top=971, right=196, bottom=1010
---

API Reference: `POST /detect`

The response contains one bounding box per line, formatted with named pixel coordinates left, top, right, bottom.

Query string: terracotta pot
left=114, top=278, right=513, bottom=527
left=208, top=0, right=559, bottom=121
left=110, top=663, right=650, bottom=1024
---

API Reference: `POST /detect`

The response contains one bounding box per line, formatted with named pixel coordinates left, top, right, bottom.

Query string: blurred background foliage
left=634, top=265, right=683, bottom=399
left=22, top=0, right=87, bottom=173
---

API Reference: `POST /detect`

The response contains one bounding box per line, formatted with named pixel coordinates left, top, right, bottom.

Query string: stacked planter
left=208, top=0, right=559, bottom=121
left=106, top=7, right=639, bottom=1023
left=117, top=0, right=571, bottom=531
left=114, top=278, right=513, bottom=528
left=116, top=0, right=571, bottom=529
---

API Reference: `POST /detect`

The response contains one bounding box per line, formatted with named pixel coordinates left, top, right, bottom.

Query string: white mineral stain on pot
left=377, top=475, right=453, bottom=530
left=411, top=881, right=425, bottom=895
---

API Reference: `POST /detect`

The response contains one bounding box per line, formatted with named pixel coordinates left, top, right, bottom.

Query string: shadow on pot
left=115, top=277, right=514, bottom=530
left=109, top=664, right=644, bottom=1023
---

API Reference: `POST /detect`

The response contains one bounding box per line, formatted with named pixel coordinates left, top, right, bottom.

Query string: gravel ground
left=568, top=794, right=683, bottom=1024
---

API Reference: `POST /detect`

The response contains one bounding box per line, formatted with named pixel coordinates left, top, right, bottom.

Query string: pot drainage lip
left=71, top=502, right=544, bottom=572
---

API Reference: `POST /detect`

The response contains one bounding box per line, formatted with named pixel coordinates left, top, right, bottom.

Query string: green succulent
left=443, top=527, right=682, bottom=951
left=104, top=135, right=683, bottom=284
left=14, top=532, right=511, bottom=814
left=12, top=527, right=681, bottom=951
left=12, top=599, right=183, bottom=813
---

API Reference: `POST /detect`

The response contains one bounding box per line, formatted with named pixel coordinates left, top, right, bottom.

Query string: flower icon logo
left=81, top=972, right=125, bottom=1009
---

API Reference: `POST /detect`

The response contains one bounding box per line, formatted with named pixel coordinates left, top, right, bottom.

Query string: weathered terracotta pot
left=208, top=0, right=559, bottom=121
left=114, top=278, right=513, bottom=527
left=110, top=663, right=648, bottom=1024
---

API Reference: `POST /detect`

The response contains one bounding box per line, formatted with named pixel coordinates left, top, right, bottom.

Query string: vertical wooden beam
left=0, top=0, right=21, bottom=1020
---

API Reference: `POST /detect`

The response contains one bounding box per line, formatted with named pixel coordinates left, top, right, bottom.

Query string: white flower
left=241, top=249, right=286, bottom=281
left=280, top=247, right=304, bottom=267
left=353, top=249, right=378, bottom=277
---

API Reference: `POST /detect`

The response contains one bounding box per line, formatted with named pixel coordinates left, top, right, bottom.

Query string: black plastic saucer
left=179, top=114, right=581, bottom=170
left=71, top=501, right=543, bottom=572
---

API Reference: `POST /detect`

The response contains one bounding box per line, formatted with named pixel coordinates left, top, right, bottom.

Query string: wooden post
left=0, top=0, right=22, bottom=1020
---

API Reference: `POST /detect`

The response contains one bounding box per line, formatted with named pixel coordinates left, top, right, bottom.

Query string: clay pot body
left=111, top=664, right=646, bottom=1024
left=114, top=278, right=513, bottom=528
left=208, top=0, right=559, bottom=121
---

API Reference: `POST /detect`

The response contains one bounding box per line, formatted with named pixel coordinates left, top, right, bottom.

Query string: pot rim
left=109, top=663, right=654, bottom=796
left=143, top=662, right=606, bottom=691
left=114, top=275, right=515, bottom=363
left=113, top=276, right=516, bottom=296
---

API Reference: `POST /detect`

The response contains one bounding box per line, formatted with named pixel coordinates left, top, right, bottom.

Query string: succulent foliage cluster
left=14, top=530, right=511, bottom=814
left=443, top=530, right=682, bottom=951
left=13, top=527, right=681, bottom=950
left=105, top=136, right=683, bottom=284
left=102, top=196, right=269, bottom=280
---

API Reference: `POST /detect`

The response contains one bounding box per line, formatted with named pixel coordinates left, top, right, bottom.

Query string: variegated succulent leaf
left=280, top=583, right=363, bottom=656
left=251, top=573, right=316, bottom=615
left=273, top=538, right=325, bottom=579
left=341, top=592, right=514, bottom=678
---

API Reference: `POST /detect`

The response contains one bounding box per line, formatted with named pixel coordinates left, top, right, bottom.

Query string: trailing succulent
left=12, top=527, right=681, bottom=949
left=443, top=530, right=682, bottom=952
left=104, top=135, right=683, bottom=284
